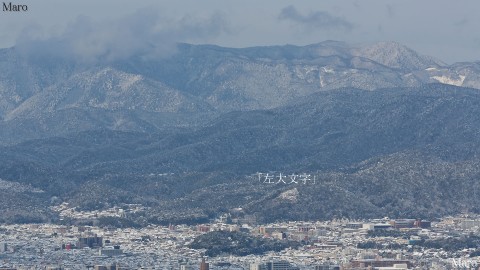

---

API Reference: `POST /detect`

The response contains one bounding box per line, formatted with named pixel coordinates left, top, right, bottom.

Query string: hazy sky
left=1, top=0, right=479, bottom=63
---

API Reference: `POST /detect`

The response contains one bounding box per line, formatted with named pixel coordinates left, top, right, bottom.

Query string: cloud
left=15, top=8, right=230, bottom=63
left=453, top=18, right=469, bottom=27
left=278, top=5, right=353, bottom=32
left=386, top=4, right=395, bottom=17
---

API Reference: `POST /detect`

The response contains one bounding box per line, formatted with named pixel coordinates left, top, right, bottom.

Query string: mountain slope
left=1, top=41, right=480, bottom=145
left=0, top=48, right=79, bottom=117
left=6, top=67, right=212, bottom=120
left=116, top=42, right=430, bottom=111
left=1, top=84, right=480, bottom=222
left=354, top=41, right=444, bottom=70
left=2, top=41, right=480, bottom=223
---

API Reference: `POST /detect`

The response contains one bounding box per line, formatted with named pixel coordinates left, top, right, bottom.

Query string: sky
left=1, top=0, right=479, bottom=63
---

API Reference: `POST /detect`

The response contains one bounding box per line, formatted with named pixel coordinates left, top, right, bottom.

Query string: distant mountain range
left=2, top=41, right=480, bottom=143
left=1, top=41, right=480, bottom=224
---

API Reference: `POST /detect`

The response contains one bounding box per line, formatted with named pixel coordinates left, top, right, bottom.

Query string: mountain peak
left=355, top=41, right=445, bottom=71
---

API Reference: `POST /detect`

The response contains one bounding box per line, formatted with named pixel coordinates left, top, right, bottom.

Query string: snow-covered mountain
left=6, top=67, right=212, bottom=121
left=1, top=41, right=480, bottom=142
left=353, top=41, right=445, bottom=70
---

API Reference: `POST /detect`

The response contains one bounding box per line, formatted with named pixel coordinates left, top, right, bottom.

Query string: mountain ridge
left=1, top=40, right=478, bottom=145
left=1, top=84, right=480, bottom=223
left=1, top=41, right=480, bottom=224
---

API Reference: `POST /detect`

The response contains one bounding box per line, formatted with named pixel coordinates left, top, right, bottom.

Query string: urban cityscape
left=1, top=204, right=480, bottom=269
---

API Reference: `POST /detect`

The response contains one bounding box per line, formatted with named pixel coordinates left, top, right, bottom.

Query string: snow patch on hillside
left=0, top=179, right=44, bottom=193
left=432, top=75, right=466, bottom=86
left=277, top=188, right=299, bottom=202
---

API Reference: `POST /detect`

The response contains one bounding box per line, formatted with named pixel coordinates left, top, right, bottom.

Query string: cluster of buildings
left=0, top=214, right=480, bottom=269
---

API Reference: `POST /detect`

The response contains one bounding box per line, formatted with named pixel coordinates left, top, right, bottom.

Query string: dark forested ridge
left=1, top=84, right=480, bottom=224
left=189, top=231, right=300, bottom=256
